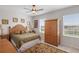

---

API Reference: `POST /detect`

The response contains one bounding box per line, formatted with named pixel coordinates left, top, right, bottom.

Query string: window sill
left=63, top=35, right=79, bottom=38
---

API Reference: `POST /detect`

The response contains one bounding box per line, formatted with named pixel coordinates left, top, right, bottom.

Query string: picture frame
left=13, top=17, right=18, bottom=22
left=34, top=20, right=38, bottom=28
left=21, top=18, right=25, bottom=23
left=2, top=19, right=8, bottom=24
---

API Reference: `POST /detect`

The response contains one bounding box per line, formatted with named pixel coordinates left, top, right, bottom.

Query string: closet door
left=45, top=19, right=59, bottom=46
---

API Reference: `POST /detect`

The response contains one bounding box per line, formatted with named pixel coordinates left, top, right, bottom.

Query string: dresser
left=0, top=34, right=9, bottom=40
left=0, top=39, right=16, bottom=53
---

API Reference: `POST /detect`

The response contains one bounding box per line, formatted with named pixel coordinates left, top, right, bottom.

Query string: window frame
left=63, top=16, right=79, bottom=38
left=39, top=19, right=45, bottom=33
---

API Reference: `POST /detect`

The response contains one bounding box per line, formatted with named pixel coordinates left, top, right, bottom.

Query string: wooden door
left=45, top=19, right=58, bottom=46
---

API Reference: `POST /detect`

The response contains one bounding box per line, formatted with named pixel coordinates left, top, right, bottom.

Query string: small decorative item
left=2, top=19, right=8, bottom=24
left=21, top=18, right=25, bottom=23
left=13, top=17, right=18, bottom=22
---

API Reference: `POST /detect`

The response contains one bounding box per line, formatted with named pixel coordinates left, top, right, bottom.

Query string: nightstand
left=0, top=34, right=9, bottom=40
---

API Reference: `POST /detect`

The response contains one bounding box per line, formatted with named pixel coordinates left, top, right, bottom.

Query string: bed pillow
left=20, top=31, right=26, bottom=34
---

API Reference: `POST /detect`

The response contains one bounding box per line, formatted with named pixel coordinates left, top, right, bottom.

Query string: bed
left=9, top=24, right=41, bottom=52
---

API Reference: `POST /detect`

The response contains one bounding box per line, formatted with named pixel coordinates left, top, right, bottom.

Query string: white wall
left=0, top=8, right=32, bottom=35
left=32, top=5, right=79, bottom=49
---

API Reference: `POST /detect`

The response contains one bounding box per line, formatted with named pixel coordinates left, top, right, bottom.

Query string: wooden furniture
left=0, top=39, right=16, bottom=53
left=9, top=24, right=40, bottom=49
left=0, top=34, right=9, bottom=40
left=45, top=19, right=59, bottom=46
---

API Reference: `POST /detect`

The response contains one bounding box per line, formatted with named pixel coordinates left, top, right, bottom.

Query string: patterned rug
left=24, top=43, right=67, bottom=53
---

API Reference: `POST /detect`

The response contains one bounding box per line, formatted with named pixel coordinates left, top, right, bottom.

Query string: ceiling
left=0, top=5, right=72, bottom=16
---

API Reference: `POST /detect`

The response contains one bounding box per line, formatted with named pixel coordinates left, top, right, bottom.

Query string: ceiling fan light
left=32, top=11, right=36, bottom=14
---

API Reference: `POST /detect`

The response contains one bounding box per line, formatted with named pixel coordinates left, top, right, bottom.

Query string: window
left=63, top=13, right=79, bottom=37
left=39, top=19, right=45, bottom=33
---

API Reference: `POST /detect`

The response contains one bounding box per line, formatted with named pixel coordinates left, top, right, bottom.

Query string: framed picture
left=2, top=19, right=8, bottom=24
left=34, top=20, right=38, bottom=28
left=13, top=17, right=18, bottom=22
left=21, top=18, right=25, bottom=23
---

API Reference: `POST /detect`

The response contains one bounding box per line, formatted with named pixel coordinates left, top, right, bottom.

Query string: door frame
left=45, top=19, right=60, bottom=46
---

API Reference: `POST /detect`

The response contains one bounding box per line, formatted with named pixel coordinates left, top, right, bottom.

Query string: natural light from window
left=39, top=19, right=45, bottom=33
left=63, top=13, right=79, bottom=37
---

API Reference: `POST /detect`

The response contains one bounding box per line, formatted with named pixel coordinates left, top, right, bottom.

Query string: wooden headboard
left=9, top=24, right=27, bottom=34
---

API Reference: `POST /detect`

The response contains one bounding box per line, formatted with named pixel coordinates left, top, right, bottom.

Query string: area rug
left=24, top=43, right=67, bottom=53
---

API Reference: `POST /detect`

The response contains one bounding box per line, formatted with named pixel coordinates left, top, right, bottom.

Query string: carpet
left=24, top=43, right=67, bottom=53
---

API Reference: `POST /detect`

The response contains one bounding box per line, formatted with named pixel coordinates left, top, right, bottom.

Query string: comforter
left=11, top=33, right=40, bottom=48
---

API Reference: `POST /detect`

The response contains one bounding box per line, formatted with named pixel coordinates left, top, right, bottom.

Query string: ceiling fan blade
left=37, top=9, right=43, bottom=11
left=26, top=11, right=31, bottom=13
left=24, top=8, right=31, bottom=11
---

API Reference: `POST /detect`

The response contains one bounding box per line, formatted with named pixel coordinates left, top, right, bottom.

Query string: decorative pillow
left=14, top=30, right=20, bottom=34
left=32, top=30, right=36, bottom=33
left=28, top=30, right=36, bottom=33
left=20, top=31, right=26, bottom=34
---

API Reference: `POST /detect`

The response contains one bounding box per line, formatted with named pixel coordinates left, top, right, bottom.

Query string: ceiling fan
left=24, top=5, right=43, bottom=14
